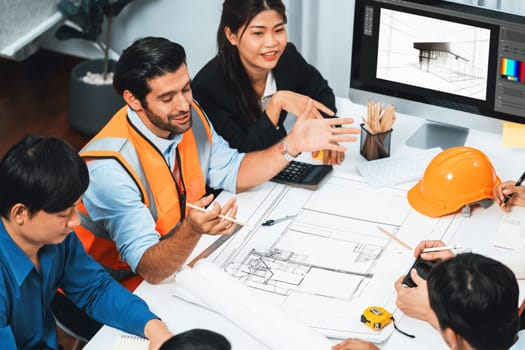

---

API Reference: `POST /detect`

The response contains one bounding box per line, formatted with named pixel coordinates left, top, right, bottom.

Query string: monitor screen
left=350, top=0, right=525, bottom=146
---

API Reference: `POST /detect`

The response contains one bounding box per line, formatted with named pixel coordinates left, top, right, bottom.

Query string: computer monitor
left=349, top=0, right=525, bottom=149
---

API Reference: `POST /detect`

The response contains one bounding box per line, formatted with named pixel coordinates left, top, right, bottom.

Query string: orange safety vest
left=75, top=101, right=212, bottom=290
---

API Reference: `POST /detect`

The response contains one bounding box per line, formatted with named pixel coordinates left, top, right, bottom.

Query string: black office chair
left=51, top=292, right=103, bottom=350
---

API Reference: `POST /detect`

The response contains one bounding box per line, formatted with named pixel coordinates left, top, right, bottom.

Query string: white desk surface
left=84, top=97, right=525, bottom=350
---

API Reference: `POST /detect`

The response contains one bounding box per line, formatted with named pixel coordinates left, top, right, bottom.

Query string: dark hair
left=159, top=329, right=231, bottom=350
left=428, top=253, right=519, bottom=350
left=217, top=0, right=286, bottom=124
left=0, top=135, right=89, bottom=218
left=113, top=36, right=187, bottom=107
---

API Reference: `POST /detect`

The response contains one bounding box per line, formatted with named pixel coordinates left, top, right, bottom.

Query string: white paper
left=174, top=261, right=332, bottom=350
left=206, top=176, right=460, bottom=341
left=494, top=206, right=525, bottom=249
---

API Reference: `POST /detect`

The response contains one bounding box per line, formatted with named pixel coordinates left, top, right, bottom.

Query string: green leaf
left=55, top=0, right=135, bottom=47
left=57, top=0, right=80, bottom=17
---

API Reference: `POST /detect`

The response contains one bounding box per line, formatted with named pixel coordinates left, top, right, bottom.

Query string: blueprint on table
left=207, top=175, right=463, bottom=342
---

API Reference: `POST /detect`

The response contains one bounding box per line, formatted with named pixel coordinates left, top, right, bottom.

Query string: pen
left=262, top=215, right=296, bottom=226
left=422, top=245, right=463, bottom=253
left=186, top=203, right=246, bottom=226
left=500, top=170, right=525, bottom=208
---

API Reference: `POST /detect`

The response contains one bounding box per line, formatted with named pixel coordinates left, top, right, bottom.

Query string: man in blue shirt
left=0, top=135, right=173, bottom=350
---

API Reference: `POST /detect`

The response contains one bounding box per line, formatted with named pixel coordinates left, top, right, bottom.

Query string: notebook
left=113, top=334, right=149, bottom=350
left=493, top=206, right=525, bottom=249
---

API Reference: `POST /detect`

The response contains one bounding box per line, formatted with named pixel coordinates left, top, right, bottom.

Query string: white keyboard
left=356, top=148, right=442, bottom=188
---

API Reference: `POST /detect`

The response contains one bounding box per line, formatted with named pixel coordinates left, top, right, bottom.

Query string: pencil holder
left=360, top=123, right=392, bottom=161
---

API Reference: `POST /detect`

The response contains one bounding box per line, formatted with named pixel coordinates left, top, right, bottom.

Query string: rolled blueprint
left=175, top=259, right=332, bottom=350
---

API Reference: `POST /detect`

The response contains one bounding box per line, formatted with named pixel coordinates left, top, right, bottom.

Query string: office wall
left=37, top=0, right=304, bottom=79
left=109, top=0, right=221, bottom=78
left=292, top=1, right=354, bottom=97
left=36, top=0, right=524, bottom=94
left=39, top=0, right=221, bottom=78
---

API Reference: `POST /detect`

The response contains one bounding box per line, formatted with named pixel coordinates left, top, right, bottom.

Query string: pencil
left=500, top=170, right=525, bottom=208
left=186, top=203, right=246, bottom=226
left=422, top=245, right=462, bottom=253
left=376, top=226, right=412, bottom=250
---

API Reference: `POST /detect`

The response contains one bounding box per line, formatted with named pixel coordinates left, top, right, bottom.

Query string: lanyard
left=173, top=148, right=187, bottom=219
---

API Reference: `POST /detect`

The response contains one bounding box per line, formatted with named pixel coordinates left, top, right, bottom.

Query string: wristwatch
left=278, top=140, right=301, bottom=161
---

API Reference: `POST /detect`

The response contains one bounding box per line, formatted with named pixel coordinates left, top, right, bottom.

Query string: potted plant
left=56, top=0, right=135, bottom=135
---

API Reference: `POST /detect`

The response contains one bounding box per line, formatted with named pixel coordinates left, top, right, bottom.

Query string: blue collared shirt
left=81, top=107, right=245, bottom=272
left=0, top=221, right=158, bottom=350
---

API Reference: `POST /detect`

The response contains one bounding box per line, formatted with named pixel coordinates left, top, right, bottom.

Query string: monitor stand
left=405, top=121, right=469, bottom=149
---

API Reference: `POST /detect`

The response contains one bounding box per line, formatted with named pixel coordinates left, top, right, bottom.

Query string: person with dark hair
left=333, top=244, right=523, bottom=350
left=76, top=36, right=360, bottom=291
left=427, top=253, right=519, bottom=350
left=0, top=136, right=173, bottom=350
left=192, top=0, right=344, bottom=164
left=159, top=329, right=231, bottom=350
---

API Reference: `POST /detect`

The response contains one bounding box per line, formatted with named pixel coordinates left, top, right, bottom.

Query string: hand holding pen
left=495, top=171, right=525, bottom=211
left=414, top=240, right=456, bottom=262
left=185, top=195, right=241, bottom=235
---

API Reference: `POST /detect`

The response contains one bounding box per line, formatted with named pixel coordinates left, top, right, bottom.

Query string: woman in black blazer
left=192, top=0, right=344, bottom=164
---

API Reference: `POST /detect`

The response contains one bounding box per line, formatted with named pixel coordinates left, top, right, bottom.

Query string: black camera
left=402, top=256, right=437, bottom=288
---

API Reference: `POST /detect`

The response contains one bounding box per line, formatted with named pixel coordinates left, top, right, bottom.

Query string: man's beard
left=144, top=107, right=192, bottom=135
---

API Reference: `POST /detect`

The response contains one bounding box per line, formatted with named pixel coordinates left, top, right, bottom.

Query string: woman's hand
left=321, top=149, right=345, bottom=165
left=266, top=90, right=334, bottom=125
left=284, top=100, right=360, bottom=156
left=494, top=180, right=525, bottom=211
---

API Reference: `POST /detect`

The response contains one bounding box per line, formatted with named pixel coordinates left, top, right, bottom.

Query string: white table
left=85, top=97, right=525, bottom=350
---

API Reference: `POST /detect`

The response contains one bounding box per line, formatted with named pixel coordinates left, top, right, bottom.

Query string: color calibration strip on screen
left=500, top=57, right=525, bottom=83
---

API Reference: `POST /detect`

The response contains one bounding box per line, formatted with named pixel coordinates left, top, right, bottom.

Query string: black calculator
left=271, top=161, right=333, bottom=190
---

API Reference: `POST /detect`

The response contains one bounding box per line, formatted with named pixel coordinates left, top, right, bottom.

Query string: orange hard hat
left=407, top=146, right=500, bottom=218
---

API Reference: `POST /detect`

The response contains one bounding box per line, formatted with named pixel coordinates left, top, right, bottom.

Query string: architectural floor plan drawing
left=224, top=212, right=385, bottom=302
left=209, top=176, right=463, bottom=341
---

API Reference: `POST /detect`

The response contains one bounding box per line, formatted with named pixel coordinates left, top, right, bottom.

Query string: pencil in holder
left=360, top=123, right=392, bottom=161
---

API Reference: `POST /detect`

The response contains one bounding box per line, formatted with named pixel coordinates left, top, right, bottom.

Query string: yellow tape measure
left=360, top=306, right=393, bottom=331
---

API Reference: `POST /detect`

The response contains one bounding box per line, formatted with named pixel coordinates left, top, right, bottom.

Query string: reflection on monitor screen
left=377, top=9, right=490, bottom=101
left=350, top=0, right=525, bottom=149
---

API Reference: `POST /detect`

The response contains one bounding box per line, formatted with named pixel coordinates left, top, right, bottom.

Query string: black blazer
left=191, top=42, right=337, bottom=152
